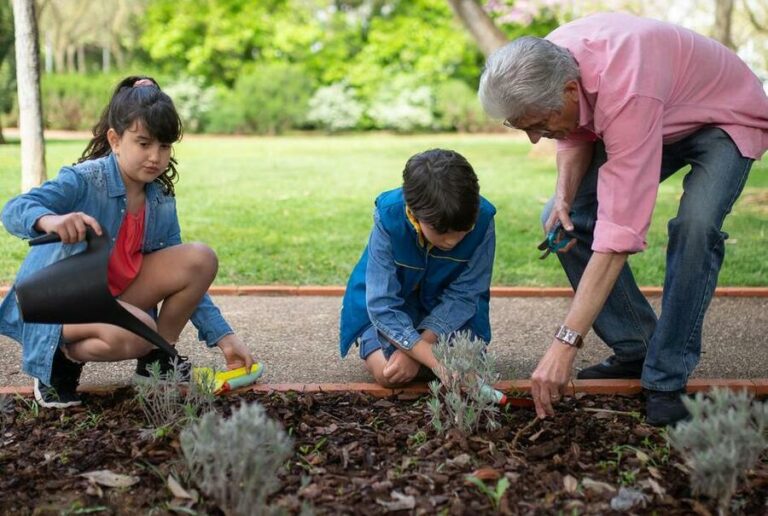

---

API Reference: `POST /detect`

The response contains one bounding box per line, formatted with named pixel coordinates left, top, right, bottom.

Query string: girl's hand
left=216, top=334, right=255, bottom=371
left=35, top=213, right=102, bottom=244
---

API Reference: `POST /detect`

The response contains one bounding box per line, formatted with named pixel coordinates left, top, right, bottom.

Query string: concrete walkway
left=1, top=294, right=766, bottom=388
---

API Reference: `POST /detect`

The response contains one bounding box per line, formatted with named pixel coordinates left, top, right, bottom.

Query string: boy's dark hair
left=79, top=76, right=183, bottom=196
left=402, top=149, right=480, bottom=233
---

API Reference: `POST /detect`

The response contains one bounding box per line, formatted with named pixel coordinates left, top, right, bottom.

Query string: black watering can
left=15, top=228, right=184, bottom=360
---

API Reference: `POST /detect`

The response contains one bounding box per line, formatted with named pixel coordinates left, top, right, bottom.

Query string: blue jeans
left=542, top=127, right=753, bottom=391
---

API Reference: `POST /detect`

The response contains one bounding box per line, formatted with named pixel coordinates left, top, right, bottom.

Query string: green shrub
left=434, top=79, right=496, bottom=133
left=133, top=360, right=217, bottom=436
left=206, top=64, right=313, bottom=135
left=427, top=331, right=501, bottom=436
left=41, top=73, right=117, bottom=131
left=181, top=401, right=293, bottom=514
left=668, top=388, right=768, bottom=513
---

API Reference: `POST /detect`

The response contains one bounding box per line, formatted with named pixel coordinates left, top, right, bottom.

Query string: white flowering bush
left=368, top=76, right=435, bottom=132
left=307, top=83, right=364, bottom=132
left=164, top=76, right=215, bottom=133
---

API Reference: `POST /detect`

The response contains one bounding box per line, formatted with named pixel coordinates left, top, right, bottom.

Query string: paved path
left=1, top=295, right=766, bottom=388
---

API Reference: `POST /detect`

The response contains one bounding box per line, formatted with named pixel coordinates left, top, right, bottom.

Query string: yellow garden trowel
left=193, top=363, right=264, bottom=395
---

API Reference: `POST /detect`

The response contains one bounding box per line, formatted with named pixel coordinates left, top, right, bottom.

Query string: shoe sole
left=33, top=378, right=82, bottom=409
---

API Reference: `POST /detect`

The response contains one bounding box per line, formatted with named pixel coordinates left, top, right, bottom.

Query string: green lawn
left=0, top=133, right=766, bottom=286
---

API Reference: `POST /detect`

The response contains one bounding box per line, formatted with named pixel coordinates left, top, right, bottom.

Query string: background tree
left=0, top=0, right=15, bottom=144
left=13, top=0, right=45, bottom=191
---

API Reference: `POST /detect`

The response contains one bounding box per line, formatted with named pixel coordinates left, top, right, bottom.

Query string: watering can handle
left=29, top=232, right=62, bottom=246
left=29, top=228, right=103, bottom=247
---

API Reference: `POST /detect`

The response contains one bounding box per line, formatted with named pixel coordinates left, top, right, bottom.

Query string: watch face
left=556, top=326, right=583, bottom=348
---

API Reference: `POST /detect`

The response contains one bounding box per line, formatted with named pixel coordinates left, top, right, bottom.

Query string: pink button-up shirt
left=547, top=13, right=768, bottom=253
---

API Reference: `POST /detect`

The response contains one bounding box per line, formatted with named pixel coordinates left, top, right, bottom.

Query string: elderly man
left=478, top=12, right=767, bottom=426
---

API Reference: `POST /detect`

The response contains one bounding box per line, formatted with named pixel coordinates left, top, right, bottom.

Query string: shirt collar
left=105, top=153, right=126, bottom=198
left=405, top=205, right=430, bottom=250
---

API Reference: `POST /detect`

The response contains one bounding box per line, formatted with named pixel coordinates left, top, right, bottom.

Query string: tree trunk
left=446, top=0, right=508, bottom=56
left=12, top=0, right=46, bottom=191
left=713, top=0, right=736, bottom=50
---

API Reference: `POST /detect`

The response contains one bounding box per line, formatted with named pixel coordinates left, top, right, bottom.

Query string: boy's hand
left=216, top=334, right=255, bottom=371
left=383, top=350, right=421, bottom=384
left=35, top=213, right=102, bottom=244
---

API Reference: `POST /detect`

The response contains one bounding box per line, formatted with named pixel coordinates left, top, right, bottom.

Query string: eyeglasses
left=503, top=111, right=557, bottom=136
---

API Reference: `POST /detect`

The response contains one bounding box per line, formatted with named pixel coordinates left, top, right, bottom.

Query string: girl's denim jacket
left=339, top=188, right=496, bottom=357
left=0, top=154, right=233, bottom=384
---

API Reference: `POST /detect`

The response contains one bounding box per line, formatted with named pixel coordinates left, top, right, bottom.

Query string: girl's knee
left=182, top=242, right=218, bottom=279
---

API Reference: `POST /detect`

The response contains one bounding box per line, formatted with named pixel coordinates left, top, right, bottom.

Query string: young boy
left=339, top=149, right=496, bottom=387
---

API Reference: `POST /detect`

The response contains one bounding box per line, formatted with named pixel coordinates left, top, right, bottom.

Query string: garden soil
left=1, top=389, right=766, bottom=515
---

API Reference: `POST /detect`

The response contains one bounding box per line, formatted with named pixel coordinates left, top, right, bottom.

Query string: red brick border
left=1, top=378, right=766, bottom=398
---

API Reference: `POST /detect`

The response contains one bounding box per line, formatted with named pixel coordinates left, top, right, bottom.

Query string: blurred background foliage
left=0, top=0, right=766, bottom=137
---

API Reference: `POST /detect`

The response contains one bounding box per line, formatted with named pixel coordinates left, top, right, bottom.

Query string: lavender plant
left=0, top=394, right=13, bottom=435
left=133, top=360, right=217, bottom=435
left=180, top=401, right=293, bottom=515
left=427, top=331, right=501, bottom=436
left=668, top=388, right=768, bottom=514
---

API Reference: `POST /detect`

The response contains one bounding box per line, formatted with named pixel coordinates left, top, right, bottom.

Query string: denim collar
left=105, top=153, right=126, bottom=198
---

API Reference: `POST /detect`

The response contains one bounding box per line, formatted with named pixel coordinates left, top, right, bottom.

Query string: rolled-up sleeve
left=593, top=95, right=665, bottom=253
left=418, top=220, right=495, bottom=336
left=365, top=210, right=422, bottom=350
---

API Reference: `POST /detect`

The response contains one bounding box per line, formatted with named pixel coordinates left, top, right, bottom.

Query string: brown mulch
left=0, top=388, right=766, bottom=515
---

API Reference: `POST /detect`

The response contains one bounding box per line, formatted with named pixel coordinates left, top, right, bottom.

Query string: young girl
left=0, top=76, right=254, bottom=408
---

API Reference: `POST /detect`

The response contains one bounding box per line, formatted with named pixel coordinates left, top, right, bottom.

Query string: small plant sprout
left=668, top=388, right=768, bottom=515
left=133, top=359, right=217, bottom=435
left=427, top=331, right=501, bottom=436
left=465, top=474, right=510, bottom=510
left=180, top=401, right=293, bottom=515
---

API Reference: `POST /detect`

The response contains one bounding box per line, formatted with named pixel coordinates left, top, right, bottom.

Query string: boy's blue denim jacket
left=339, top=188, right=496, bottom=357
left=0, top=154, right=233, bottom=384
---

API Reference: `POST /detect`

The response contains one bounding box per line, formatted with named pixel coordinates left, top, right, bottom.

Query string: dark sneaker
left=33, top=348, right=84, bottom=409
left=577, top=355, right=644, bottom=380
left=645, top=389, right=690, bottom=427
left=135, top=349, right=191, bottom=383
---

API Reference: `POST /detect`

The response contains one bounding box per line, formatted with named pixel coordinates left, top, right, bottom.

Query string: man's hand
left=216, top=334, right=255, bottom=371
left=531, top=341, right=578, bottom=418
left=383, top=349, right=421, bottom=385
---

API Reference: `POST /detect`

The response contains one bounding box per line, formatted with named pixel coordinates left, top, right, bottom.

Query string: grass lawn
left=0, top=133, right=766, bottom=286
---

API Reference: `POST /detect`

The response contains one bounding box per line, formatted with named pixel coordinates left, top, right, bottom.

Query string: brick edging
left=2, top=378, right=766, bottom=397
left=6, top=285, right=764, bottom=298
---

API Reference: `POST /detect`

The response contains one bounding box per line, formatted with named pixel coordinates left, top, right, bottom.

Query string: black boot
left=645, top=389, right=690, bottom=427
left=34, top=347, right=84, bottom=409
left=577, top=355, right=644, bottom=379
left=135, top=348, right=191, bottom=383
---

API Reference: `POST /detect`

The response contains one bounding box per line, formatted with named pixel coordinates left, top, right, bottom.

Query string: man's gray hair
left=478, top=36, right=580, bottom=122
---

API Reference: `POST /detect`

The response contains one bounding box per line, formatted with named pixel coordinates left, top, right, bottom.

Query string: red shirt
left=107, top=206, right=145, bottom=296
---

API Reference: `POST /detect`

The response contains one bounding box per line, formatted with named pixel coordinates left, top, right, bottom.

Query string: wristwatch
left=554, top=325, right=583, bottom=349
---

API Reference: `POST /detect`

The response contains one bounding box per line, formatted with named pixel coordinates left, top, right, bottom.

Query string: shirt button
left=403, top=340, right=409, bottom=346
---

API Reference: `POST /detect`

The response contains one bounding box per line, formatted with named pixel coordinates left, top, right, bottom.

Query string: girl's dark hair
left=79, top=76, right=183, bottom=196
left=402, top=149, right=480, bottom=233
